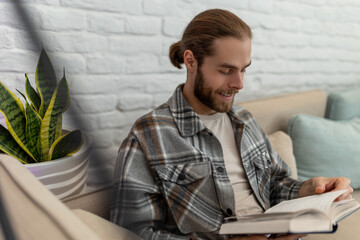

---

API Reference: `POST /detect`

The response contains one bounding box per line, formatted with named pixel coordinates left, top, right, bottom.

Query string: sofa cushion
left=72, top=209, right=142, bottom=240
left=63, top=185, right=112, bottom=220
left=288, top=114, right=360, bottom=188
left=325, top=88, right=360, bottom=120
left=268, top=131, right=297, bottom=180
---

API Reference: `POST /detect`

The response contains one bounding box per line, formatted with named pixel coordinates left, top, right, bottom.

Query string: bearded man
left=111, top=9, right=352, bottom=240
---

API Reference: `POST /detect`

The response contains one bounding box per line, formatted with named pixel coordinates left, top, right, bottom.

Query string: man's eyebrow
left=218, top=61, right=252, bottom=69
left=244, top=60, right=252, bottom=68
left=218, top=63, right=238, bottom=69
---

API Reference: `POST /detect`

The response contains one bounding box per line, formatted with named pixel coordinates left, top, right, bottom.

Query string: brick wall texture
left=1, top=0, right=360, bottom=185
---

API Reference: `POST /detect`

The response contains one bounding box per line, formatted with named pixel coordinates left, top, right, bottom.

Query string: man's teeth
left=221, top=93, right=231, bottom=97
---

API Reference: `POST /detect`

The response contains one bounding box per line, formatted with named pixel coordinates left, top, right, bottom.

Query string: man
left=111, top=9, right=352, bottom=240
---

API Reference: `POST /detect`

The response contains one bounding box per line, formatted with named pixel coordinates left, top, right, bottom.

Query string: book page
left=265, top=189, right=347, bottom=215
left=330, top=199, right=360, bottom=222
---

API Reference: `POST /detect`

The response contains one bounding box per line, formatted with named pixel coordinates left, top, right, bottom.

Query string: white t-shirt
left=198, top=113, right=263, bottom=216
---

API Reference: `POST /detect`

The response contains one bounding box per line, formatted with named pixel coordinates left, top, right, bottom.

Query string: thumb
left=314, top=180, right=326, bottom=194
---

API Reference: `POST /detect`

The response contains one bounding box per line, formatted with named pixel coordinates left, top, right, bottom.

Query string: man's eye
left=220, top=69, right=232, bottom=75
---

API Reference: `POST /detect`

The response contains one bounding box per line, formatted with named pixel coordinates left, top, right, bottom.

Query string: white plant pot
left=25, top=133, right=91, bottom=199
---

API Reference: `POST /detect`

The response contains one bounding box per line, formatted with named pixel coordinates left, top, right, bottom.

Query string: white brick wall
left=1, top=0, right=360, bottom=185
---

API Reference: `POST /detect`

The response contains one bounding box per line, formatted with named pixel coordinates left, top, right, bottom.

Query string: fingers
left=330, top=177, right=351, bottom=191
left=315, top=177, right=351, bottom=193
left=329, top=177, right=352, bottom=201
left=298, top=177, right=353, bottom=199
left=335, top=186, right=353, bottom=201
left=313, top=177, right=353, bottom=201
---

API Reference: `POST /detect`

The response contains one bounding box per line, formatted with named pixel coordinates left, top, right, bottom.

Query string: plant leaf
left=55, top=115, right=62, bottom=141
left=49, top=130, right=82, bottom=160
left=25, top=74, right=41, bottom=112
left=38, top=76, right=70, bottom=161
left=0, top=82, right=36, bottom=161
left=36, top=49, right=57, bottom=118
left=0, top=124, right=35, bottom=163
left=16, top=89, right=27, bottom=102
left=25, top=102, right=41, bottom=161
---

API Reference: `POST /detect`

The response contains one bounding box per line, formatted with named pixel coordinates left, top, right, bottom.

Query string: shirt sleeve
left=263, top=132, right=303, bottom=206
left=110, top=134, right=194, bottom=240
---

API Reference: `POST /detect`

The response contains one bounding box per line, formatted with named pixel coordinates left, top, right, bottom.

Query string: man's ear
left=184, top=50, right=197, bottom=73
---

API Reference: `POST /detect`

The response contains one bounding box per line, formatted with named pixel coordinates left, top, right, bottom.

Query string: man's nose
left=229, top=71, right=244, bottom=90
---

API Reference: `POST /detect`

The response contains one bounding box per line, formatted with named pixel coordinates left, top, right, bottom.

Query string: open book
left=220, top=189, right=360, bottom=235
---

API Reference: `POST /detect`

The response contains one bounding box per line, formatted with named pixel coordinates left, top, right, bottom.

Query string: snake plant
left=0, top=49, right=82, bottom=163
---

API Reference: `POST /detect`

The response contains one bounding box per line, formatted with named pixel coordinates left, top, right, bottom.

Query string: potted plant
left=0, top=49, right=90, bottom=199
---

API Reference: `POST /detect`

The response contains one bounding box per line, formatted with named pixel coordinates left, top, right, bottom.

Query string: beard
left=193, top=68, right=237, bottom=113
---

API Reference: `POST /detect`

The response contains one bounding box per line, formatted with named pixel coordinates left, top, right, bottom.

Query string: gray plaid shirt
left=111, top=84, right=302, bottom=240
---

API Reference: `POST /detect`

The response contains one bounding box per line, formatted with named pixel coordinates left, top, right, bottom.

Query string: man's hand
left=298, top=177, right=353, bottom=201
left=230, top=234, right=306, bottom=239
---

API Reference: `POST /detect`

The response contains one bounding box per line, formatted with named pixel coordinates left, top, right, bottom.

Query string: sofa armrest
left=0, top=154, right=101, bottom=240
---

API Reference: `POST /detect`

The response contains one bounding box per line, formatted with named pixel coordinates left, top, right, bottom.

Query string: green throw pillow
left=288, top=114, right=360, bottom=188
left=325, top=88, right=360, bottom=120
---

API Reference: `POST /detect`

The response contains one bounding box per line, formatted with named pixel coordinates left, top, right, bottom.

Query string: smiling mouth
left=218, top=92, right=237, bottom=102
left=218, top=90, right=239, bottom=98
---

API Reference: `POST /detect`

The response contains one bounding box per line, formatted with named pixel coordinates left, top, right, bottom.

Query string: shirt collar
left=168, top=84, right=245, bottom=137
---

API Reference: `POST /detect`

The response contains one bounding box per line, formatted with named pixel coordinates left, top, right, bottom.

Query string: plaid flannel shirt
left=111, top=84, right=303, bottom=240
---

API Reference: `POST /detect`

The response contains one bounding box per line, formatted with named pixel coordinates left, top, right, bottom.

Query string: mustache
left=215, top=89, right=239, bottom=95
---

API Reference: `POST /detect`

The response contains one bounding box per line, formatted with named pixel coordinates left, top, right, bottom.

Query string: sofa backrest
left=237, top=90, right=327, bottom=134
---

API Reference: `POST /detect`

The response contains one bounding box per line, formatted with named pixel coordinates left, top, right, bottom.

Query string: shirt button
left=226, top=208, right=233, bottom=216
left=217, top=166, right=224, bottom=173
left=178, top=173, right=186, bottom=181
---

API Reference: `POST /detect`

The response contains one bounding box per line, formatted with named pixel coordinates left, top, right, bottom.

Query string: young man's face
left=193, top=37, right=251, bottom=114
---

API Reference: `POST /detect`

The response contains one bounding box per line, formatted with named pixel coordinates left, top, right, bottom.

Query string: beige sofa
left=0, top=89, right=359, bottom=240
